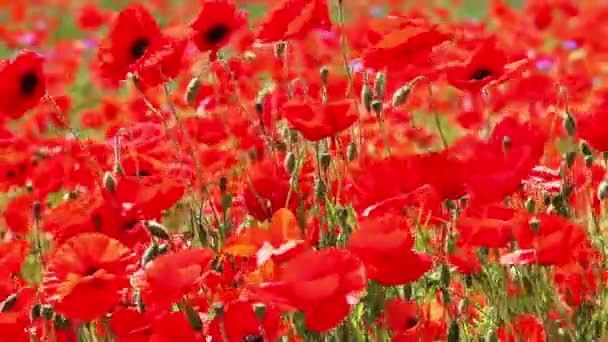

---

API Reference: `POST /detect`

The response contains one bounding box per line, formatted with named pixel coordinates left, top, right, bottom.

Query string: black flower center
left=20, top=72, right=39, bottom=95
left=470, top=68, right=493, bottom=81
left=242, top=335, right=264, bottom=342
left=131, top=38, right=150, bottom=60
left=84, top=267, right=99, bottom=276
left=136, top=169, right=151, bottom=177
left=205, top=24, right=229, bottom=44
left=405, top=317, right=419, bottom=329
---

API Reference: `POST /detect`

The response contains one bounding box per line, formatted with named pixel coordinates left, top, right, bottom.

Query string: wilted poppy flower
left=497, top=314, right=546, bottom=342
left=190, top=0, right=247, bottom=54
left=257, top=248, right=366, bottom=332
left=445, top=38, right=525, bottom=93
left=0, top=50, right=45, bottom=119
left=43, top=233, right=136, bottom=321
left=347, top=213, right=432, bottom=285
left=208, top=299, right=282, bottom=342
left=282, top=100, right=357, bottom=141
left=134, top=248, right=215, bottom=310
left=257, top=0, right=331, bottom=43
left=97, top=4, right=162, bottom=86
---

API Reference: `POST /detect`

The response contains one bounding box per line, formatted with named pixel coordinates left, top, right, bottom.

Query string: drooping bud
left=374, top=72, right=386, bottom=98
left=185, top=77, right=201, bottom=108
left=141, top=241, right=160, bottom=267
left=32, top=201, right=42, bottom=222
left=361, top=84, right=373, bottom=113
left=320, top=67, right=329, bottom=85
left=144, top=220, right=170, bottom=240
left=255, top=89, right=267, bottom=116
left=562, top=112, right=576, bottom=136
left=392, top=84, right=412, bottom=107
left=103, top=171, right=117, bottom=193
left=284, top=152, right=296, bottom=175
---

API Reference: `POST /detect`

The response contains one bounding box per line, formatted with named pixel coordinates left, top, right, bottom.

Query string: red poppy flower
left=257, top=0, right=331, bottom=43
left=445, top=38, right=525, bottom=93
left=383, top=298, right=422, bottom=339
left=577, top=108, right=608, bottom=152
left=0, top=239, right=29, bottom=278
left=190, top=0, right=247, bottom=54
left=456, top=203, right=514, bottom=248
left=282, top=100, right=358, bottom=141
left=0, top=50, right=45, bottom=119
left=208, top=299, right=282, bottom=342
left=134, top=37, right=187, bottom=88
left=43, top=233, right=136, bottom=321
left=497, top=314, right=546, bottom=342
left=134, top=248, right=215, bottom=310
left=257, top=248, right=366, bottom=332
left=97, top=4, right=162, bottom=86
left=347, top=214, right=432, bottom=286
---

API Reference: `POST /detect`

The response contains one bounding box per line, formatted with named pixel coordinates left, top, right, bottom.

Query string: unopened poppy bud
left=103, top=171, right=116, bottom=193
left=182, top=303, right=203, bottom=331
left=347, top=141, right=357, bottom=161
left=141, top=241, right=160, bottom=266
left=361, top=85, right=373, bottom=112
left=371, top=100, right=383, bottom=117
left=392, top=85, right=412, bottom=107
left=275, top=42, right=287, bottom=60
left=144, top=220, right=170, bottom=240
left=581, top=141, right=592, bottom=156
left=565, top=150, right=577, bottom=168
left=585, top=154, right=594, bottom=167
left=54, top=315, right=70, bottom=330
left=375, top=72, right=386, bottom=98
left=315, top=178, right=326, bottom=199
left=320, top=152, right=331, bottom=170
left=529, top=217, right=541, bottom=234
left=525, top=197, right=535, bottom=213
left=185, top=77, right=201, bottom=108
left=284, top=152, right=296, bottom=174
left=563, top=112, right=576, bottom=136
left=254, top=303, right=266, bottom=320
left=447, top=320, right=460, bottom=342
left=0, top=293, right=17, bottom=312
left=40, top=304, right=54, bottom=320
left=598, top=180, right=608, bottom=201
left=320, top=67, right=329, bottom=85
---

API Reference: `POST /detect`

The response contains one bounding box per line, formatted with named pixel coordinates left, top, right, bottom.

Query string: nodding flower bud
left=375, top=72, right=386, bottom=98
left=347, top=141, right=357, bottom=162
left=284, top=152, right=296, bottom=174
left=185, top=77, right=201, bottom=108
left=320, top=67, right=329, bottom=85
left=580, top=141, right=592, bottom=156
left=144, top=220, right=170, bottom=240
left=141, top=241, right=160, bottom=267
left=275, top=42, right=288, bottom=60
left=103, top=171, right=117, bottom=194
left=563, top=112, right=576, bottom=136
left=371, top=100, right=383, bottom=117
left=391, top=84, right=412, bottom=107
left=598, top=179, right=608, bottom=201
left=361, top=84, right=373, bottom=113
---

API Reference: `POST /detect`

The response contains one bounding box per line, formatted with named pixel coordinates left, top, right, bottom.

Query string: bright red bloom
left=134, top=37, right=187, bottom=88
left=282, top=100, right=357, bottom=141
left=43, top=233, right=136, bottom=321
left=190, top=0, right=247, bottom=54
left=497, top=314, right=546, bottom=342
left=257, top=248, right=366, bottom=332
left=77, top=4, right=108, bottom=31
left=135, top=248, right=215, bottom=310
left=347, top=214, right=432, bottom=286
left=0, top=50, right=46, bottom=119
left=97, top=4, right=162, bottom=86
left=257, top=0, right=331, bottom=43
left=208, top=299, right=282, bottom=342
left=577, top=108, right=608, bottom=152
left=456, top=203, right=514, bottom=248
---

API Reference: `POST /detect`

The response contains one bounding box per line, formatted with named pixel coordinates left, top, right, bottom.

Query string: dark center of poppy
left=122, top=218, right=140, bottom=232
left=6, top=170, right=16, bottom=179
left=242, top=335, right=264, bottom=342
left=20, top=72, right=39, bottom=95
left=405, top=317, right=419, bottom=329
left=470, top=68, right=493, bottom=81
left=205, top=24, right=230, bottom=44
left=84, top=267, right=99, bottom=276
left=136, top=169, right=151, bottom=177
left=130, top=37, right=150, bottom=60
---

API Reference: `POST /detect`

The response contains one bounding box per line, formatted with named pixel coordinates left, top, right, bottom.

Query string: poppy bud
left=275, top=42, right=287, bottom=60
left=585, top=154, right=594, bottom=167
left=565, top=150, right=577, bottom=168
left=315, top=178, right=326, bottom=199
left=141, top=241, right=160, bottom=266
left=598, top=180, right=608, bottom=201
left=529, top=217, right=541, bottom=234
left=103, top=171, right=117, bottom=193
left=0, top=293, right=17, bottom=312
left=54, top=315, right=70, bottom=330
left=392, top=84, right=412, bottom=107
left=214, top=303, right=225, bottom=317
left=284, top=152, right=296, bottom=174
left=347, top=141, right=357, bottom=161
left=158, top=244, right=169, bottom=255
left=562, top=112, right=576, bottom=136
left=254, top=303, right=266, bottom=321
left=375, top=72, right=386, bottom=98
left=361, top=84, right=373, bottom=112
left=320, top=67, right=329, bottom=85
left=40, top=304, right=54, bottom=320
left=144, top=220, right=170, bottom=240
left=320, top=152, right=331, bottom=170
left=580, top=141, right=592, bottom=156
left=525, top=197, right=535, bottom=213
left=371, top=100, right=383, bottom=117
left=185, top=77, right=201, bottom=108
left=447, top=320, right=460, bottom=342
left=30, top=304, right=41, bottom=321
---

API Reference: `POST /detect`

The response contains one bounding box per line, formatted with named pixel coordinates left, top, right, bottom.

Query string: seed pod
left=284, top=152, right=296, bottom=175
left=529, top=217, right=541, bottom=234
left=525, top=197, right=535, bottom=213
left=185, top=77, right=201, bottom=108
left=585, top=154, right=594, bottom=167
left=361, top=84, right=373, bottom=112
left=144, top=220, right=170, bottom=240
left=375, top=72, right=386, bottom=98
left=254, top=304, right=266, bottom=321
left=255, top=90, right=267, bottom=115
left=183, top=303, right=203, bottom=331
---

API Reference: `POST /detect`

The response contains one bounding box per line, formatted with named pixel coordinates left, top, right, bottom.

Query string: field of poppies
left=2, top=0, right=608, bottom=340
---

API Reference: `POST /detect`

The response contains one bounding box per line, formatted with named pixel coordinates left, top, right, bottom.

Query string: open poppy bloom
left=97, top=4, right=162, bottom=86
left=497, top=314, right=546, bottom=342
left=282, top=100, right=357, bottom=141
left=256, top=248, right=366, bottom=332
left=134, top=37, right=188, bottom=88
left=208, top=299, right=282, bottom=341
left=257, top=0, right=331, bottom=43
left=0, top=50, right=45, bottom=119
left=577, top=108, right=608, bottom=152
left=190, top=0, right=247, bottom=55
left=347, top=213, right=432, bottom=286
left=445, top=38, right=526, bottom=93
left=42, top=233, right=136, bottom=321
